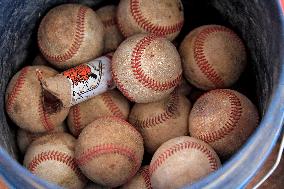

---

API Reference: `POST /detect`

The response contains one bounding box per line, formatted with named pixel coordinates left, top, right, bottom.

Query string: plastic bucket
left=0, top=0, right=284, bottom=188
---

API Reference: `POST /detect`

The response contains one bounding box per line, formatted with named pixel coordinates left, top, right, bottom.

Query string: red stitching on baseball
left=131, top=91, right=179, bottom=129
left=28, top=150, right=85, bottom=181
left=131, top=35, right=182, bottom=91
left=102, top=18, right=116, bottom=28
left=38, top=95, right=54, bottom=131
left=149, top=140, right=219, bottom=176
left=116, top=16, right=129, bottom=37
left=111, top=69, right=135, bottom=101
left=38, top=6, right=87, bottom=62
left=76, top=144, right=139, bottom=178
left=197, top=90, right=243, bottom=143
left=101, top=93, right=125, bottom=119
left=6, top=67, right=29, bottom=112
left=72, top=105, right=82, bottom=137
left=140, top=167, right=152, bottom=189
left=35, top=70, right=54, bottom=132
left=193, top=26, right=243, bottom=87
left=130, top=0, right=183, bottom=36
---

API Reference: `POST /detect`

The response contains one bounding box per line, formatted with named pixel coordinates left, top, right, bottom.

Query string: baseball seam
left=102, top=17, right=116, bottom=28
left=6, top=67, right=29, bottom=112
left=117, top=16, right=129, bottom=37
left=193, top=26, right=242, bottom=87
left=140, top=167, right=152, bottom=189
left=197, top=90, right=243, bottom=143
left=72, top=105, right=82, bottom=137
left=38, top=6, right=87, bottom=63
left=36, top=70, right=54, bottom=132
left=132, top=91, right=179, bottom=129
left=28, top=150, right=85, bottom=181
left=101, top=93, right=125, bottom=119
left=131, top=35, right=182, bottom=91
left=130, top=0, right=183, bottom=36
left=149, top=141, right=219, bottom=176
left=111, top=70, right=135, bottom=101
left=38, top=94, right=54, bottom=131
left=76, top=144, right=139, bottom=178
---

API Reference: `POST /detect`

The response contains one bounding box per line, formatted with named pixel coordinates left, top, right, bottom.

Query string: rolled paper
left=41, top=54, right=115, bottom=108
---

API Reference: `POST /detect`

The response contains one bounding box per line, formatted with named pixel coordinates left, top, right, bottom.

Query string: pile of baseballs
left=5, top=1, right=261, bottom=189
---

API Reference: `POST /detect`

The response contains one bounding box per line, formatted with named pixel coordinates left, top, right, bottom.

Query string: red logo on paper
left=63, top=64, right=97, bottom=86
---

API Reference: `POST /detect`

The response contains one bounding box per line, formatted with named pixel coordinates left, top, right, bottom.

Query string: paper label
left=62, top=55, right=115, bottom=106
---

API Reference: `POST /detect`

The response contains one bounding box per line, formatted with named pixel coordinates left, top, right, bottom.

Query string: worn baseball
left=17, top=122, right=67, bottom=154
left=246, top=143, right=284, bottom=189
left=23, top=133, right=87, bottom=189
left=129, top=91, right=191, bottom=153
left=117, top=0, right=184, bottom=41
left=5, top=66, right=70, bottom=133
left=75, top=116, right=144, bottom=187
left=179, top=25, right=247, bottom=90
left=38, top=4, right=104, bottom=69
left=97, top=5, right=124, bottom=53
left=188, top=89, right=259, bottom=158
left=149, top=136, right=221, bottom=189
left=121, top=166, right=152, bottom=189
left=84, top=182, right=110, bottom=189
left=67, top=89, right=130, bottom=137
left=112, top=33, right=182, bottom=103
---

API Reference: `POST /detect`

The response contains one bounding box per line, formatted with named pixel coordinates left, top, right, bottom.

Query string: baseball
left=5, top=66, right=69, bottom=133
left=24, top=133, right=87, bottom=189
left=117, top=0, right=184, bottom=41
left=129, top=90, right=191, bottom=153
left=38, top=4, right=104, bottom=69
left=149, top=136, right=221, bottom=189
left=97, top=5, right=124, bottom=53
left=75, top=116, right=144, bottom=187
left=67, top=89, right=130, bottom=137
left=179, top=25, right=247, bottom=90
left=17, top=122, right=67, bottom=154
left=84, top=182, right=110, bottom=189
left=121, top=166, right=152, bottom=189
left=112, top=33, right=182, bottom=103
left=188, top=89, right=259, bottom=158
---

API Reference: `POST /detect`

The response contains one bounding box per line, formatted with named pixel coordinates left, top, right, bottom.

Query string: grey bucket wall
left=213, top=1, right=279, bottom=111
left=0, top=0, right=283, bottom=188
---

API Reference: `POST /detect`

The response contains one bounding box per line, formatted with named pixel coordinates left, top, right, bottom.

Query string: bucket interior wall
left=0, top=0, right=282, bottom=188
